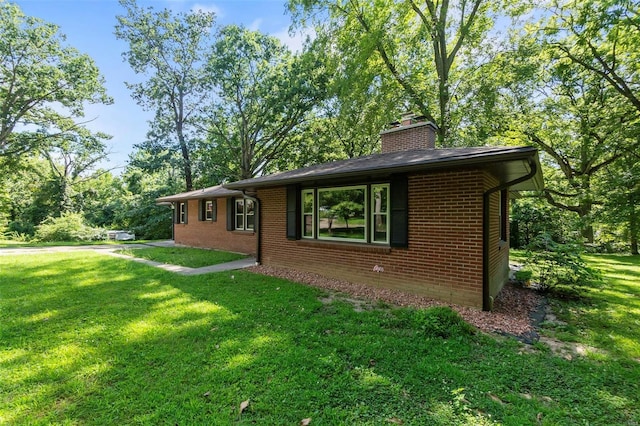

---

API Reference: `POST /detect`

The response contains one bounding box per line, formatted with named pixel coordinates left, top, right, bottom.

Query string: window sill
left=232, top=230, right=255, bottom=236
left=296, top=238, right=391, bottom=254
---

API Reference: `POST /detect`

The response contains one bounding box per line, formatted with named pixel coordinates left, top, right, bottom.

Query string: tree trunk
left=175, top=89, right=193, bottom=191
left=178, top=137, right=193, bottom=191
left=581, top=224, right=594, bottom=244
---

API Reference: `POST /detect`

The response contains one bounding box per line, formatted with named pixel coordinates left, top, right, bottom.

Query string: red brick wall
left=257, top=169, right=490, bottom=308
left=485, top=175, right=510, bottom=304
left=380, top=122, right=436, bottom=153
left=173, top=198, right=256, bottom=255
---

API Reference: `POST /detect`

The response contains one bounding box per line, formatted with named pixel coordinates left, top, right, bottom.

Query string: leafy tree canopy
left=0, top=1, right=111, bottom=164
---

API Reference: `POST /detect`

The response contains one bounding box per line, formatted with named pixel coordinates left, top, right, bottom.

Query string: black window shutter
left=226, top=197, right=235, bottom=231
left=198, top=200, right=204, bottom=221
left=390, top=175, right=409, bottom=248
left=173, top=202, right=178, bottom=224
left=286, top=185, right=300, bottom=240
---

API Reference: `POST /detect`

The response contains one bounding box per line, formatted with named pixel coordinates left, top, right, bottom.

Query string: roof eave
left=225, top=148, right=542, bottom=191
left=155, top=186, right=244, bottom=203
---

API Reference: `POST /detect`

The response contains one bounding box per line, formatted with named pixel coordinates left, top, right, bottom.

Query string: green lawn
left=1, top=252, right=638, bottom=425
left=116, top=246, right=248, bottom=268
left=540, top=254, right=640, bottom=360
left=0, top=239, right=152, bottom=248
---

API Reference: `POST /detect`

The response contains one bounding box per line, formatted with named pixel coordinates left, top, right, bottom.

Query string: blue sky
left=13, top=0, right=305, bottom=172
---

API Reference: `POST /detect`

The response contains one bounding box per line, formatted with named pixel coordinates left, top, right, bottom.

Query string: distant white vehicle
left=107, top=230, right=136, bottom=241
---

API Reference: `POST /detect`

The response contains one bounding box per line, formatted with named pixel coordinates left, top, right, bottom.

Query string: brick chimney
left=380, top=112, right=437, bottom=153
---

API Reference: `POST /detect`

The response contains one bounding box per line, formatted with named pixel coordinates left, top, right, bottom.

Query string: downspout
left=242, top=191, right=261, bottom=264
left=169, top=203, right=176, bottom=241
left=482, top=158, right=538, bottom=311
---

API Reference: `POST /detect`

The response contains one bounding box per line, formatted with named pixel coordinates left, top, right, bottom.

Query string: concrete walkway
left=0, top=240, right=257, bottom=275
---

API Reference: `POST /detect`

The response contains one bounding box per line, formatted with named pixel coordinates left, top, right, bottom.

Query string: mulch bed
left=248, top=265, right=544, bottom=338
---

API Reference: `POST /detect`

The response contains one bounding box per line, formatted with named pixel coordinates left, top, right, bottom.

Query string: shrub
left=409, top=306, right=475, bottom=338
left=1, top=230, right=32, bottom=242
left=514, top=269, right=533, bottom=286
left=522, top=233, right=602, bottom=295
left=35, top=213, right=105, bottom=242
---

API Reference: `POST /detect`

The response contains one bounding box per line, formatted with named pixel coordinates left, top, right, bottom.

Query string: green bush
left=522, top=232, right=602, bottom=295
left=514, top=269, right=533, bottom=286
left=1, top=230, right=32, bottom=242
left=408, top=306, right=475, bottom=338
left=35, top=213, right=105, bottom=242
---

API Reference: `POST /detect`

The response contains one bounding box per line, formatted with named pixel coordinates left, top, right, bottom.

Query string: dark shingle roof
left=156, top=185, right=242, bottom=204
left=224, top=146, right=543, bottom=191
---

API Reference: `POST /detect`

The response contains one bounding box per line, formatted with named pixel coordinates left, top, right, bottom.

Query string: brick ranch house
left=156, top=185, right=258, bottom=256
left=158, top=117, right=543, bottom=310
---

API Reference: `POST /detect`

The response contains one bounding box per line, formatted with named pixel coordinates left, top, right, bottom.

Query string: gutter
left=242, top=191, right=261, bottom=264
left=482, top=158, right=538, bottom=311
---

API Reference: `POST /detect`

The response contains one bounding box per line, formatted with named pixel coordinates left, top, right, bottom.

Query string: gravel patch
left=248, top=265, right=543, bottom=337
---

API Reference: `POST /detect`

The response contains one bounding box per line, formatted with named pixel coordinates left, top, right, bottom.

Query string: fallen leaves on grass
left=239, top=399, right=250, bottom=414
left=488, top=392, right=506, bottom=405
left=300, top=418, right=312, bottom=425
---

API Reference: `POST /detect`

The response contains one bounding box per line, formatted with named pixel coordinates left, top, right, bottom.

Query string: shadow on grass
left=1, top=252, right=639, bottom=424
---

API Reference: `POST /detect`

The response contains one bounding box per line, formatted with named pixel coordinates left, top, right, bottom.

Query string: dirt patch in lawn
left=248, top=265, right=543, bottom=337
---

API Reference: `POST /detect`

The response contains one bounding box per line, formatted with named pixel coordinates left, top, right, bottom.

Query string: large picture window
left=235, top=199, right=255, bottom=231
left=289, top=178, right=407, bottom=247
left=318, top=186, right=366, bottom=241
left=300, top=184, right=392, bottom=244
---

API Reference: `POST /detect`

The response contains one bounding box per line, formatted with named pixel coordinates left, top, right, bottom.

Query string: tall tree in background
left=548, top=0, right=640, bottom=119
left=115, top=0, right=216, bottom=191
left=315, top=31, right=403, bottom=159
left=289, top=0, right=509, bottom=146
left=205, top=25, right=327, bottom=180
left=0, top=1, right=111, bottom=168
left=504, top=0, right=640, bottom=246
left=600, top=152, right=640, bottom=255
left=42, top=131, right=111, bottom=215
left=114, top=149, right=182, bottom=240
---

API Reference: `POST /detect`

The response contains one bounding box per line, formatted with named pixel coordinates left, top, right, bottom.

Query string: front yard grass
left=115, top=246, right=248, bottom=268
left=0, top=239, right=152, bottom=248
left=1, top=252, right=638, bottom=424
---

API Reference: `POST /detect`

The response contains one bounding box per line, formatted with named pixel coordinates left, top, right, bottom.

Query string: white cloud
left=248, top=18, right=263, bottom=31
left=191, top=3, right=223, bottom=18
left=272, top=26, right=315, bottom=53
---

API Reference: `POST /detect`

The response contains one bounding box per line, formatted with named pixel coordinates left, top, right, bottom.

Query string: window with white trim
left=302, top=189, right=314, bottom=238
left=178, top=202, right=187, bottom=224
left=200, top=200, right=216, bottom=221
left=235, top=199, right=255, bottom=231
left=371, top=184, right=389, bottom=243
left=289, top=179, right=406, bottom=246
left=300, top=185, right=392, bottom=244
left=205, top=200, right=215, bottom=221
